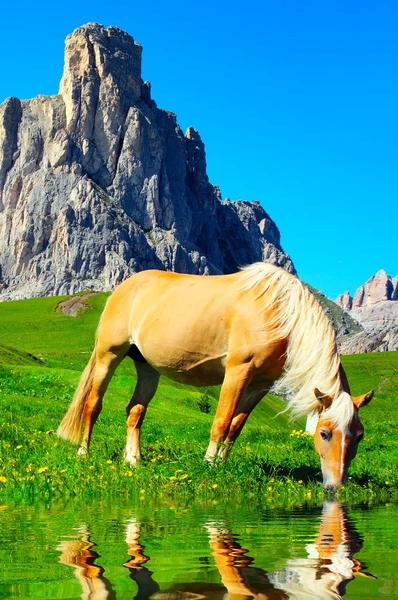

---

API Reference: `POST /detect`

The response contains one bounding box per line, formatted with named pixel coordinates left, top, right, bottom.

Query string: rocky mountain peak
left=59, top=22, right=143, bottom=188
left=352, top=269, right=395, bottom=308
left=336, top=269, right=397, bottom=310
left=185, top=127, right=201, bottom=141
left=0, top=23, right=295, bottom=301
left=335, top=290, right=353, bottom=311
left=336, top=269, right=398, bottom=354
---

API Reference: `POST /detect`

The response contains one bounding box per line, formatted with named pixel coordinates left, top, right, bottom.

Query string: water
left=0, top=499, right=397, bottom=599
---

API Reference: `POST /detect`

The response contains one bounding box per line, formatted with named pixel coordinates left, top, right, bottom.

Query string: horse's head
left=312, top=388, right=374, bottom=490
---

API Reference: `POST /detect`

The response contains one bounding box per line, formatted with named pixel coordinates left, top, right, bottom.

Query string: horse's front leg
left=217, top=389, right=268, bottom=461
left=204, top=363, right=253, bottom=463
left=125, top=362, right=159, bottom=466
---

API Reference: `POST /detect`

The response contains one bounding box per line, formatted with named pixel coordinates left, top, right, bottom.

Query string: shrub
left=197, top=391, right=212, bottom=414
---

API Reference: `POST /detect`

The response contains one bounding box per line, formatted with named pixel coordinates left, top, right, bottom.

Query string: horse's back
left=127, top=271, right=239, bottom=380
left=101, top=269, right=282, bottom=385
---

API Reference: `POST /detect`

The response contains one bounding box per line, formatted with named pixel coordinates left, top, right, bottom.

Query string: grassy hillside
left=307, top=284, right=362, bottom=336
left=0, top=293, right=397, bottom=503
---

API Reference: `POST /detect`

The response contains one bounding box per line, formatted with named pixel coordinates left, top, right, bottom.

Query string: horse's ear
left=353, top=390, right=374, bottom=409
left=314, top=388, right=333, bottom=409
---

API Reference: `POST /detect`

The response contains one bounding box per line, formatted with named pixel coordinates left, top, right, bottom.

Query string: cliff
left=336, top=270, right=398, bottom=353
left=0, top=23, right=294, bottom=300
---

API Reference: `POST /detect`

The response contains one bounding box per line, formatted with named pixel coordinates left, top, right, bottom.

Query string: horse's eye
left=357, top=432, right=364, bottom=442
left=320, top=429, right=332, bottom=441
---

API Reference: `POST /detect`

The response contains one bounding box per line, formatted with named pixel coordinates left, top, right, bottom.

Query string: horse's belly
left=155, top=355, right=227, bottom=387
left=134, top=298, right=229, bottom=386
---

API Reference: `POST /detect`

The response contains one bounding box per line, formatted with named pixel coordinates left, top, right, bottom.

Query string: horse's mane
left=239, top=263, right=352, bottom=426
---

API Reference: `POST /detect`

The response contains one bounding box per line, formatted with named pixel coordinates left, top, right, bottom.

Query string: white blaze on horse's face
left=313, top=389, right=374, bottom=491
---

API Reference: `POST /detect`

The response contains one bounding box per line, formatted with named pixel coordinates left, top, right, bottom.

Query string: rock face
left=336, top=270, right=397, bottom=311
left=336, top=270, right=398, bottom=354
left=0, top=23, right=294, bottom=300
left=335, top=290, right=353, bottom=312
left=352, top=270, right=395, bottom=307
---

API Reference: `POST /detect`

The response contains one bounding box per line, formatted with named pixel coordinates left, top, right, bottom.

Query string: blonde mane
left=239, top=263, right=347, bottom=423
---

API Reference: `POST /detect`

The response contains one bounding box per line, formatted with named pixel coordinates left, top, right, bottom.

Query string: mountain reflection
left=58, top=501, right=374, bottom=600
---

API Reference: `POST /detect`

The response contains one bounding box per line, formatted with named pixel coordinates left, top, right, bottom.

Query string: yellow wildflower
left=140, top=489, right=145, bottom=494
left=0, top=476, right=7, bottom=483
left=126, top=471, right=133, bottom=477
left=106, top=459, right=113, bottom=464
left=89, top=465, right=95, bottom=470
left=212, top=484, right=218, bottom=490
left=37, top=467, right=47, bottom=474
left=175, top=469, right=183, bottom=474
left=169, top=476, right=176, bottom=481
left=181, top=474, right=188, bottom=480
left=385, top=481, right=390, bottom=486
left=16, top=445, right=23, bottom=450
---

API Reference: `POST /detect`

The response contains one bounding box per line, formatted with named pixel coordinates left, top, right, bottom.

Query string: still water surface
left=0, top=499, right=397, bottom=599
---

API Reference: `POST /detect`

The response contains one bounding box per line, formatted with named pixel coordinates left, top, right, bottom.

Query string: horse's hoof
left=77, top=446, right=87, bottom=456
left=204, top=455, right=216, bottom=466
left=124, top=454, right=140, bottom=467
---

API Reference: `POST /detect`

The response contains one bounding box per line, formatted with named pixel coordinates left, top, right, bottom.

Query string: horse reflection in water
left=58, top=519, right=159, bottom=600
left=58, top=524, right=114, bottom=600
left=123, top=518, right=160, bottom=600
left=58, top=502, right=375, bottom=600
left=268, top=502, right=376, bottom=599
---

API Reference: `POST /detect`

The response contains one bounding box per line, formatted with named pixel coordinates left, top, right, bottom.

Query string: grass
left=0, top=293, right=397, bottom=504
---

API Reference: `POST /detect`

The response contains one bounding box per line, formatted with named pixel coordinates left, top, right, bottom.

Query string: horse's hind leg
left=125, top=362, right=160, bottom=466
left=79, top=346, right=129, bottom=455
left=217, top=389, right=267, bottom=461
left=204, top=363, right=252, bottom=463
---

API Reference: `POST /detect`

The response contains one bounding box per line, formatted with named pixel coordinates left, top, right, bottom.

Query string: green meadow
left=0, top=293, right=397, bottom=503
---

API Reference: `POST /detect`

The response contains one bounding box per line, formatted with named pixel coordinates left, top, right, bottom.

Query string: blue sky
left=1, top=0, right=396, bottom=299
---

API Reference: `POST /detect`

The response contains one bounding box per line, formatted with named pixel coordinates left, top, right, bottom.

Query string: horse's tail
left=57, top=348, right=97, bottom=444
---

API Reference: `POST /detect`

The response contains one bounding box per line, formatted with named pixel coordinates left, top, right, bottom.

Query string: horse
left=57, top=262, right=373, bottom=489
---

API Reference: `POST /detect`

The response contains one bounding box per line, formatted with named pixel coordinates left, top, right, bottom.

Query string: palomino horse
left=57, top=263, right=373, bottom=489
